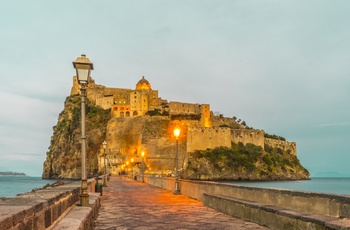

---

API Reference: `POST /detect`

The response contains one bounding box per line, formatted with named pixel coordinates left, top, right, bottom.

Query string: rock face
left=42, top=95, right=309, bottom=181
left=42, top=95, right=109, bottom=179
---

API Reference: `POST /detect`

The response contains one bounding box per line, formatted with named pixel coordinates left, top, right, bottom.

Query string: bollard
left=95, top=177, right=103, bottom=195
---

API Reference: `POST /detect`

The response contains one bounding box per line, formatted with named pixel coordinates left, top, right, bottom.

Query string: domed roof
left=136, top=76, right=152, bottom=90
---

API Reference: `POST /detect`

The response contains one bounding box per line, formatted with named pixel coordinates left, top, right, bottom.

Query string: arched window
left=126, top=111, right=130, bottom=117
left=133, top=111, right=138, bottom=116
left=113, top=106, right=118, bottom=111
left=120, top=112, right=124, bottom=117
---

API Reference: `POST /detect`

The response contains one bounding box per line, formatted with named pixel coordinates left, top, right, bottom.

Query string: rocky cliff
left=42, top=95, right=109, bottom=179
left=42, top=95, right=309, bottom=180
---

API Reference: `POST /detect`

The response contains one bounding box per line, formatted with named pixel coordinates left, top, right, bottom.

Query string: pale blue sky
left=0, top=1, right=349, bottom=177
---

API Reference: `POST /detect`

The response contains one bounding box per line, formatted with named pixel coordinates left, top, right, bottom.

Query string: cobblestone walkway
left=94, top=176, right=270, bottom=230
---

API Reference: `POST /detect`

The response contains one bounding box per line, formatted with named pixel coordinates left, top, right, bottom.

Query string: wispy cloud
left=316, top=122, right=350, bottom=128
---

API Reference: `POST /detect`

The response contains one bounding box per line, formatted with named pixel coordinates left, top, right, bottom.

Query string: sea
left=228, top=177, right=350, bottom=196
left=0, top=176, right=54, bottom=198
left=2, top=176, right=350, bottom=198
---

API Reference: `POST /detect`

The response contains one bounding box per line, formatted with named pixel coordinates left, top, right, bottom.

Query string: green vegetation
left=184, top=142, right=309, bottom=180
left=170, top=114, right=201, bottom=120
left=145, top=109, right=169, bottom=116
left=264, top=133, right=286, bottom=141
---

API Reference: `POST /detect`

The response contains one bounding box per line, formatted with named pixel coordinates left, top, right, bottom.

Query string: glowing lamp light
left=173, top=128, right=181, bottom=139
left=102, top=140, right=107, bottom=149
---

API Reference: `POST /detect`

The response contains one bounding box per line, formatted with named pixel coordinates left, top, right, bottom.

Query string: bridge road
left=94, top=176, right=270, bottom=230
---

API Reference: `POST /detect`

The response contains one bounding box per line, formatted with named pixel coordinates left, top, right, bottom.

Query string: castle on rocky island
left=70, top=75, right=296, bottom=157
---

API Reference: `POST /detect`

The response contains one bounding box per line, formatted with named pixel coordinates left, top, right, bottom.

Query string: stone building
left=70, top=75, right=210, bottom=121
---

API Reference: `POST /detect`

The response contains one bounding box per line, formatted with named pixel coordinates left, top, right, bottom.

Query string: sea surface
left=228, top=177, right=350, bottom=196
left=0, top=176, right=54, bottom=198
left=2, top=176, right=350, bottom=198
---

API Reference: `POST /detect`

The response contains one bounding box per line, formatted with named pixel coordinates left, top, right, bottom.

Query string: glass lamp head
left=72, top=54, right=94, bottom=85
left=102, top=141, right=107, bottom=149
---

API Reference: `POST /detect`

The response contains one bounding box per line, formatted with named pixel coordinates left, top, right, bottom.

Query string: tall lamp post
left=141, top=151, right=145, bottom=183
left=131, top=158, right=134, bottom=179
left=102, top=141, right=107, bottom=187
left=173, top=128, right=181, bottom=195
left=126, top=162, right=129, bottom=176
left=72, top=54, right=94, bottom=207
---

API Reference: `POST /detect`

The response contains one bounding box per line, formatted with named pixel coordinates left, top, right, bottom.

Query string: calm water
left=228, top=177, right=350, bottom=196
left=0, top=176, right=54, bottom=198
left=2, top=176, right=350, bottom=198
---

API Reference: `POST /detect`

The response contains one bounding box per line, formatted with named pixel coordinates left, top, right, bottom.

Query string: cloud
left=316, top=122, right=350, bottom=128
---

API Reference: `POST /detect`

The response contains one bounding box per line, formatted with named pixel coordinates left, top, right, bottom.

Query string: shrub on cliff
left=183, top=142, right=309, bottom=180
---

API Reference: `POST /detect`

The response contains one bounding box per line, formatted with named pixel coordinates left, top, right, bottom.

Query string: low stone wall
left=0, top=178, right=97, bottom=230
left=141, top=176, right=350, bottom=219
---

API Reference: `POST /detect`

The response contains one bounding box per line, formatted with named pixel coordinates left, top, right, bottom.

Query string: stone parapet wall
left=265, top=138, right=297, bottom=155
left=141, top=176, right=350, bottom=219
left=0, top=179, right=96, bottom=230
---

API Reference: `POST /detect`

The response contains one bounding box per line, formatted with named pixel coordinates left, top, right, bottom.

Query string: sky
left=0, top=0, right=349, bottom=177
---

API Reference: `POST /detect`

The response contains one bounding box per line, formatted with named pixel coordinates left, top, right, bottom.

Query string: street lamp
left=141, top=151, right=145, bottom=182
left=173, top=128, right=181, bottom=195
left=72, top=54, right=94, bottom=207
left=131, top=158, right=134, bottom=179
left=102, top=141, right=107, bottom=187
left=126, top=161, right=129, bottom=176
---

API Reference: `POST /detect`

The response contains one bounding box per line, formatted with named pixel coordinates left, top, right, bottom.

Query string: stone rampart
left=141, top=175, right=350, bottom=219
left=231, top=129, right=265, bottom=149
left=0, top=179, right=97, bottom=230
left=187, top=127, right=231, bottom=153
left=265, top=138, right=297, bottom=155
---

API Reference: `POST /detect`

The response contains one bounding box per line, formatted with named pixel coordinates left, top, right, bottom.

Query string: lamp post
left=126, top=162, right=129, bottom=176
left=173, top=128, right=181, bottom=195
left=141, top=151, right=145, bottom=182
left=102, top=141, right=107, bottom=187
left=131, top=158, right=134, bottom=179
left=72, top=54, right=94, bottom=207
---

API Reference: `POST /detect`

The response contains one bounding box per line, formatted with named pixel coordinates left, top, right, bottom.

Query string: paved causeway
left=94, top=176, right=270, bottom=230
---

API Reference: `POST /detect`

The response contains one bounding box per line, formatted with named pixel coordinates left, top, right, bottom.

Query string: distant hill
left=0, top=171, right=26, bottom=176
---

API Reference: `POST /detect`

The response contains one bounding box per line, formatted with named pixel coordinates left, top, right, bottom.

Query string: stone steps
left=203, top=193, right=350, bottom=230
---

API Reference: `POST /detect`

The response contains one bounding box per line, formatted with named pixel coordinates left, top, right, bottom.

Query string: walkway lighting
left=102, top=141, right=107, bottom=187
left=173, top=127, right=181, bottom=195
left=72, top=54, right=94, bottom=207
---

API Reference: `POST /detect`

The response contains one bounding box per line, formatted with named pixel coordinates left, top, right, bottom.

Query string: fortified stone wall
left=187, top=127, right=231, bottom=153
left=199, top=104, right=211, bottom=127
left=169, top=101, right=201, bottom=115
left=265, top=138, right=297, bottom=155
left=231, top=129, right=265, bottom=149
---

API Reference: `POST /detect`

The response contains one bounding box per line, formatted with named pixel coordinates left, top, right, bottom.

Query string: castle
left=70, top=76, right=297, bottom=175
left=71, top=75, right=211, bottom=127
